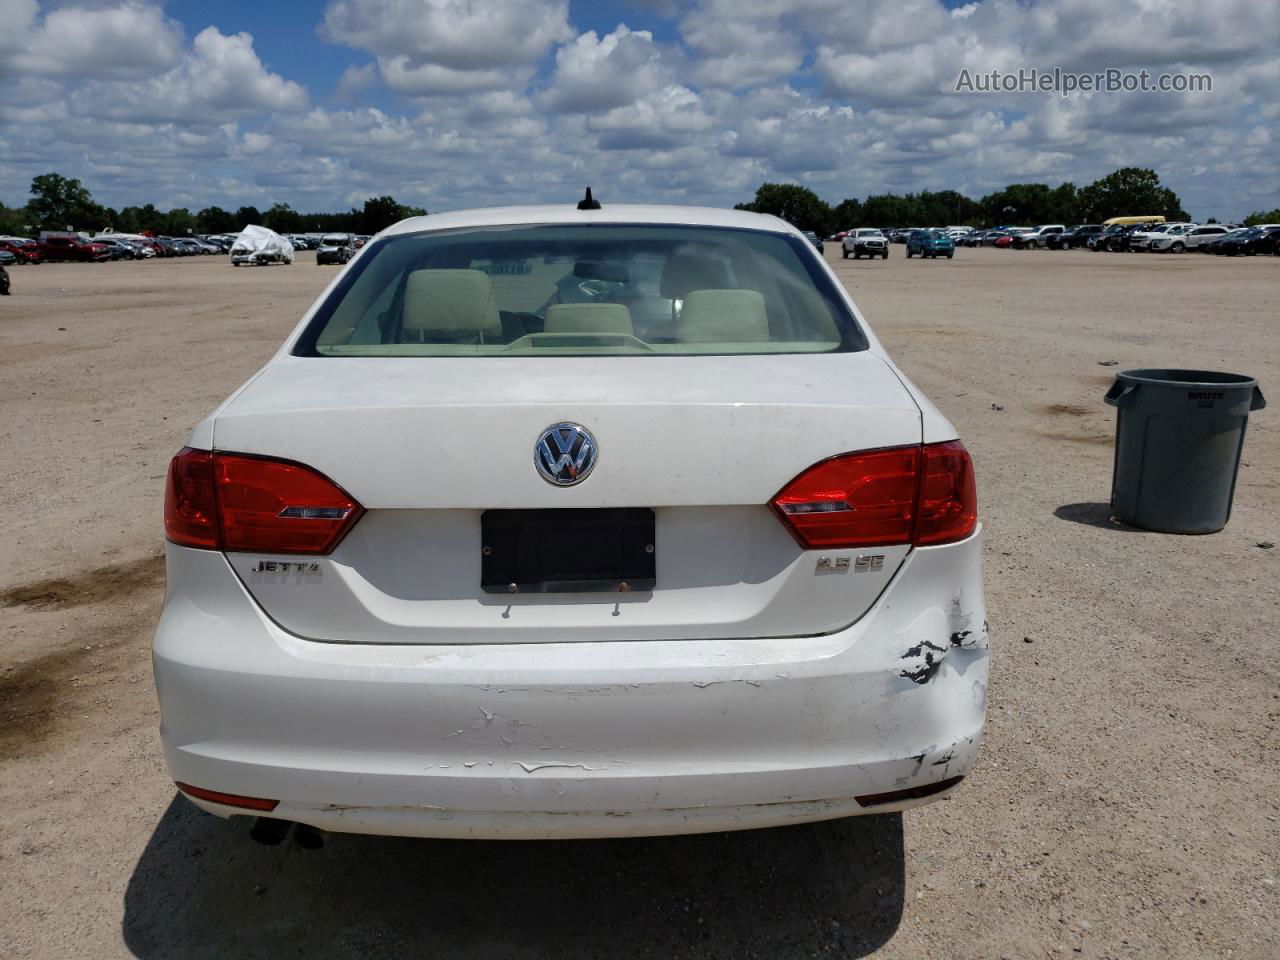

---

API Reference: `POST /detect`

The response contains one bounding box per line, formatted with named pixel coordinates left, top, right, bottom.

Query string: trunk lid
left=214, top=352, right=922, bottom=643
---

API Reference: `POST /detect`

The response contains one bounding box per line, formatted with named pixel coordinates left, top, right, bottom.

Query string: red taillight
left=164, top=448, right=218, bottom=549
left=771, top=441, right=977, bottom=549
left=163, top=448, right=362, bottom=555
left=915, top=440, right=978, bottom=546
left=771, top=446, right=920, bottom=548
left=215, top=454, right=363, bottom=554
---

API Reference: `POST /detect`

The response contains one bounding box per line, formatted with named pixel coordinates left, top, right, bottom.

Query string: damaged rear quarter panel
left=881, top=530, right=989, bottom=684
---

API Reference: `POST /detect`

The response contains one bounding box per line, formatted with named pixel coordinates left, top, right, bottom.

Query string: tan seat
left=678, top=289, right=769, bottom=343
left=402, top=269, right=501, bottom=339
left=543, top=302, right=634, bottom=336
left=659, top=253, right=732, bottom=300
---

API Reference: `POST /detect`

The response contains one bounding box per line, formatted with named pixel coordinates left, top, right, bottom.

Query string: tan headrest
left=543, top=302, right=634, bottom=336
left=678, top=289, right=769, bottom=343
left=660, top=253, right=732, bottom=299
left=403, top=269, right=501, bottom=335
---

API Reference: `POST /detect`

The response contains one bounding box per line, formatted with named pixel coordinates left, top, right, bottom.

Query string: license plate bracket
left=481, top=508, right=656, bottom=594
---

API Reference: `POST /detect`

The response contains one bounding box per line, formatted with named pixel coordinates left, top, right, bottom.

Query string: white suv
left=1174, top=225, right=1230, bottom=252
left=1141, top=224, right=1196, bottom=252
left=154, top=203, right=987, bottom=842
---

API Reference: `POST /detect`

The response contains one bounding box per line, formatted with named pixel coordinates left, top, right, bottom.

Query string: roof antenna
left=577, top=186, right=601, bottom=211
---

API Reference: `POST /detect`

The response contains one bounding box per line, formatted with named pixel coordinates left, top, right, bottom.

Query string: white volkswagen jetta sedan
left=156, top=202, right=988, bottom=841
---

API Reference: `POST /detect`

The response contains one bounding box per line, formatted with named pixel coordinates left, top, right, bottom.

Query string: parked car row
left=945, top=221, right=1280, bottom=256
left=829, top=228, right=957, bottom=261
left=0, top=229, right=378, bottom=264
left=829, top=220, right=1280, bottom=258
left=1084, top=222, right=1280, bottom=254
left=876, top=227, right=973, bottom=244
left=1045, top=226, right=1102, bottom=249
left=0, top=232, right=233, bottom=262
left=286, top=233, right=370, bottom=251
left=0, top=237, right=48, bottom=263
left=1177, top=224, right=1280, bottom=255
left=6, top=233, right=111, bottom=261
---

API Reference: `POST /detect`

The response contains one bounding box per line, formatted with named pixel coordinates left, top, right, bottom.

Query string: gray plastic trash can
left=1104, top=369, right=1265, bottom=533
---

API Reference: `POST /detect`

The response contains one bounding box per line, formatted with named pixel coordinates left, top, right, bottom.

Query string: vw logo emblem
left=534, top=422, right=597, bottom=486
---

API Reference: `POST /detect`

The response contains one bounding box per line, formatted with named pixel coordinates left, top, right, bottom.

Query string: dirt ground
left=1, top=246, right=1276, bottom=959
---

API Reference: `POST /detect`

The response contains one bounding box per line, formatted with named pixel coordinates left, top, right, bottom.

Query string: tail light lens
left=164, top=448, right=218, bottom=549
left=915, top=441, right=978, bottom=546
left=164, top=448, right=362, bottom=555
left=771, top=447, right=920, bottom=548
left=771, top=441, right=976, bottom=549
left=216, top=454, right=362, bottom=554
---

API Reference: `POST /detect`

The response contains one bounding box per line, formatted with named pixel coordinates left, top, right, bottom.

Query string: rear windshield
left=293, top=223, right=866, bottom=357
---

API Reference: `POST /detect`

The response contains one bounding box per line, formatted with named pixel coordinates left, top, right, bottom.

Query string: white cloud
left=589, top=84, right=715, bottom=149
left=321, top=0, right=574, bottom=96
left=238, top=131, right=275, bottom=155
left=334, top=63, right=377, bottom=100
left=0, top=0, right=184, bottom=80
left=69, top=27, right=309, bottom=124
left=273, top=107, right=418, bottom=152
left=321, top=0, right=572, bottom=67
left=376, top=58, right=516, bottom=96
left=679, top=1, right=803, bottom=89
left=542, top=26, right=673, bottom=113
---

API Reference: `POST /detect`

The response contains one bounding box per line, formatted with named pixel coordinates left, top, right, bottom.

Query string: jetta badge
left=534, top=422, right=597, bottom=486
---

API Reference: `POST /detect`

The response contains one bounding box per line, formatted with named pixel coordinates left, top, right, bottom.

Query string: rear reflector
left=164, top=448, right=362, bottom=555
left=855, top=775, right=964, bottom=807
left=175, top=781, right=279, bottom=812
left=771, top=442, right=977, bottom=549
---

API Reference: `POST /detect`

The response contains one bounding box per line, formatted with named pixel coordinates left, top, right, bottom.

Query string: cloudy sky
left=1, top=0, right=1276, bottom=220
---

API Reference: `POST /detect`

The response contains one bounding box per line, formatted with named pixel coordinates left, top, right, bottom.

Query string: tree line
left=733, top=167, right=1236, bottom=236
left=0, top=173, right=427, bottom=237
left=4, top=168, right=1273, bottom=242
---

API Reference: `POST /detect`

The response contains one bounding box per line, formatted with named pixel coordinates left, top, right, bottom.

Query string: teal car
left=905, top=229, right=955, bottom=259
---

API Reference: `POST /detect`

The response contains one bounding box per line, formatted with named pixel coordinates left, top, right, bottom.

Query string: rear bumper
left=154, top=532, right=989, bottom=839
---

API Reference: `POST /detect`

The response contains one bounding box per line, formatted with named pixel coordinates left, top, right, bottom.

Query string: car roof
left=383, top=204, right=798, bottom=238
